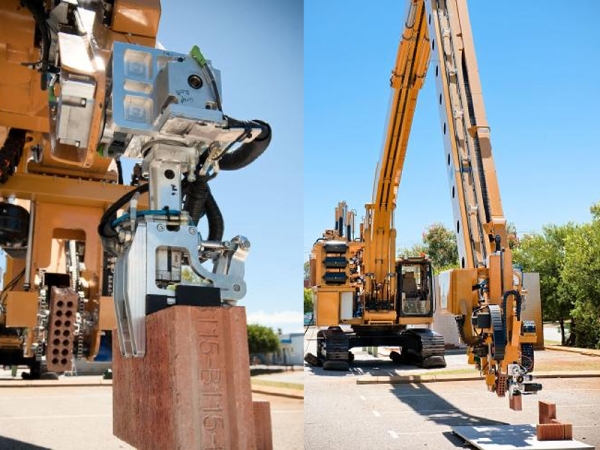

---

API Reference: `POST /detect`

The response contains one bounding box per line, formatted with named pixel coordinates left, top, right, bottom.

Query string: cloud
left=246, top=310, right=303, bottom=328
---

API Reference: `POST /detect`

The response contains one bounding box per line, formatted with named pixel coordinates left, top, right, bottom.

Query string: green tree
left=398, top=223, right=458, bottom=273
left=422, top=223, right=458, bottom=270
left=397, top=243, right=426, bottom=259
left=247, top=324, right=280, bottom=355
left=513, top=224, right=576, bottom=345
left=507, top=222, right=519, bottom=250
left=563, top=209, right=600, bottom=313
left=304, top=288, right=314, bottom=314
left=561, top=204, right=600, bottom=348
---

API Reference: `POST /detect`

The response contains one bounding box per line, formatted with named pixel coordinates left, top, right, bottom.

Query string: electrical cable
left=190, top=45, right=222, bottom=112
left=98, top=183, right=149, bottom=239
left=111, top=209, right=182, bottom=228
left=0, top=269, right=26, bottom=307
left=116, top=158, right=123, bottom=185
left=204, top=64, right=222, bottom=112
left=140, top=139, right=193, bottom=158
left=21, top=0, right=51, bottom=90
left=218, top=119, right=272, bottom=171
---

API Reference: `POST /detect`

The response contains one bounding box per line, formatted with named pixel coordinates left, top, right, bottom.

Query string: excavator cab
left=396, top=257, right=434, bottom=318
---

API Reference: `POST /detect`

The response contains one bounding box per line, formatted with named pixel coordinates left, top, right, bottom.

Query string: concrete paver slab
left=453, top=425, right=593, bottom=450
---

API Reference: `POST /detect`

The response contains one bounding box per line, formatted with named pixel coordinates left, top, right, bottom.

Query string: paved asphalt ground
left=0, top=323, right=595, bottom=450
left=305, top=376, right=599, bottom=449
left=0, top=377, right=303, bottom=450
left=304, top=327, right=600, bottom=449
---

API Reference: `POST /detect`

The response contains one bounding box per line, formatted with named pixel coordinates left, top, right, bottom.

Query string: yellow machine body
left=0, top=0, right=159, bottom=374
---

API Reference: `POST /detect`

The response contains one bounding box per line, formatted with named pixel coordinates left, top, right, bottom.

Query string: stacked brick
left=537, top=401, right=573, bottom=441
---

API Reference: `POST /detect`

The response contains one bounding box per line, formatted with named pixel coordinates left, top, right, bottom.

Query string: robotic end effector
left=94, top=42, right=272, bottom=357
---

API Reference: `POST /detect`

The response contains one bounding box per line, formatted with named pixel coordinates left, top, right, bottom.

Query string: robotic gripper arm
left=92, top=42, right=272, bottom=357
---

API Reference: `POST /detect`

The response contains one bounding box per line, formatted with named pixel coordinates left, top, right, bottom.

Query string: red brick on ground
left=563, top=423, right=573, bottom=440
left=538, top=400, right=557, bottom=424
left=537, top=423, right=564, bottom=441
left=537, top=401, right=574, bottom=441
left=253, top=400, right=273, bottom=450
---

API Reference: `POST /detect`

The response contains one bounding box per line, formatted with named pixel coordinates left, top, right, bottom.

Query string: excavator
left=305, top=0, right=541, bottom=409
left=0, top=0, right=270, bottom=377
left=306, top=202, right=444, bottom=369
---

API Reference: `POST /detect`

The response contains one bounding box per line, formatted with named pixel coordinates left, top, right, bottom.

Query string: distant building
left=273, top=332, right=303, bottom=366
left=250, top=332, right=304, bottom=366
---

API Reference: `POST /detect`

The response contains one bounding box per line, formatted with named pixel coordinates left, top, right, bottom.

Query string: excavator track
left=304, top=327, right=351, bottom=371
left=320, top=327, right=350, bottom=370
left=399, top=328, right=446, bottom=368
left=305, top=327, right=447, bottom=370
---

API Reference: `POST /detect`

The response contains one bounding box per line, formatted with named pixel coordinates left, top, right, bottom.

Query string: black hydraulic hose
left=116, top=158, right=123, bottom=185
left=205, top=190, right=224, bottom=242
left=183, top=178, right=224, bottom=241
left=0, top=129, right=25, bottom=185
left=22, top=0, right=51, bottom=91
left=219, top=120, right=272, bottom=171
left=183, top=178, right=210, bottom=225
left=502, top=290, right=522, bottom=334
left=98, top=183, right=149, bottom=239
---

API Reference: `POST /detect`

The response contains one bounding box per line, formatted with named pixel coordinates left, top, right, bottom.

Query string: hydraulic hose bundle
left=218, top=119, right=272, bottom=170
left=182, top=179, right=224, bottom=242
left=98, top=118, right=272, bottom=254
left=98, top=183, right=150, bottom=256
left=21, top=0, right=51, bottom=90
left=182, top=118, right=271, bottom=237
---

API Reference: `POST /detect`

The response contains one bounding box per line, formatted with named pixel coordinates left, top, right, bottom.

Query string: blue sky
left=158, top=1, right=304, bottom=332
left=304, top=1, right=600, bottom=259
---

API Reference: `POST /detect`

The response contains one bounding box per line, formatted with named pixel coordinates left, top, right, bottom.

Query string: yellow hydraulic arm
left=429, top=0, right=508, bottom=267
left=424, top=0, right=540, bottom=408
left=363, top=0, right=430, bottom=313
left=365, top=0, right=540, bottom=407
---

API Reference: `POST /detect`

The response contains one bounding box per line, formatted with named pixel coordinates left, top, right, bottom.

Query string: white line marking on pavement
left=359, top=395, right=366, bottom=400
left=388, top=430, right=399, bottom=439
left=373, top=410, right=381, bottom=417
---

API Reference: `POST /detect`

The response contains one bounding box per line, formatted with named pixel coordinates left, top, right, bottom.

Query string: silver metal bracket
left=113, top=219, right=248, bottom=357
